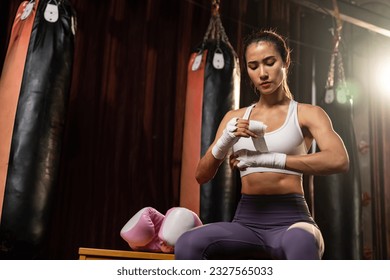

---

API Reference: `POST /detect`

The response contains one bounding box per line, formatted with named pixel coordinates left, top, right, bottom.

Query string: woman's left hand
left=229, top=154, right=240, bottom=170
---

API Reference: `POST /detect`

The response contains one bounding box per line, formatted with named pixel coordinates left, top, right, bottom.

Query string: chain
left=326, top=1, right=348, bottom=92
left=199, top=0, right=234, bottom=54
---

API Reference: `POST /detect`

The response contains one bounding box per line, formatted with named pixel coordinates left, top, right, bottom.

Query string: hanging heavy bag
left=200, top=39, right=240, bottom=223
left=179, top=1, right=240, bottom=223
left=180, top=49, right=208, bottom=215
left=0, top=0, right=76, bottom=259
left=314, top=39, right=362, bottom=259
left=314, top=89, right=362, bottom=260
left=0, top=0, right=39, bottom=223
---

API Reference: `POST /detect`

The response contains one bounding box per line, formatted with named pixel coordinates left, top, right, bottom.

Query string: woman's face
left=245, top=41, right=286, bottom=96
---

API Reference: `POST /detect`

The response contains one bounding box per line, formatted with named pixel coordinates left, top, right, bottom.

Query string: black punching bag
left=198, top=5, right=240, bottom=223
left=0, top=0, right=76, bottom=259
left=200, top=39, right=240, bottom=223
left=313, top=3, right=362, bottom=260
left=314, top=55, right=362, bottom=259
left=180, top=3, right=240, bottom=223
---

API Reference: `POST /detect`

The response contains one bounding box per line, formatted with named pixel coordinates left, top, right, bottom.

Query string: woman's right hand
left=211, top=117, right=259, bottom=160
left=211, top=118, right=238, bottom=160
left=196, top=115, right=260, bottom=183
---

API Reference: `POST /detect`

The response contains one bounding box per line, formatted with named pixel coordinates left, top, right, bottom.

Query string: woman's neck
left=256, top=89, right=290, bottom=108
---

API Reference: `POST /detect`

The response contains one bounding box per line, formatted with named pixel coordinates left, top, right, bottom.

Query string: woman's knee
left=282, top=222, right=324, bottom=259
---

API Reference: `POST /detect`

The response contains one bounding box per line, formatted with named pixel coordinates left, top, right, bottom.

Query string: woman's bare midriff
left=240, top=172, right=304, bottom=195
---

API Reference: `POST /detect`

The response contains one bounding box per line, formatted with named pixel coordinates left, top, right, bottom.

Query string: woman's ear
left=282, top=66, right=288, bottom=75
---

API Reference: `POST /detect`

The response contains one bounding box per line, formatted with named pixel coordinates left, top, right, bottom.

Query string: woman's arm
left=195, top=109, right=257, bottom=184
left=195, top=148, right=223, bottom=185
left=285, top=104, right=349, bottom=175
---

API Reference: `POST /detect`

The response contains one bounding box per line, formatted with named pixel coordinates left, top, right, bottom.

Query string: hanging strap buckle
left=21, top=0, right=35, bottom=21
left=212, top=47, right=224, bottom=69
left=44, top=0, right=59, bottom=23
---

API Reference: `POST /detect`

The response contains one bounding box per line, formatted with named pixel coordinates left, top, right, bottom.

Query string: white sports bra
left=232, top=100, right=308, bottom=177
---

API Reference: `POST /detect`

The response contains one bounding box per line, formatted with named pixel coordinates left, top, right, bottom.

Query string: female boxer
left=174, top=29, right=349, bottom=260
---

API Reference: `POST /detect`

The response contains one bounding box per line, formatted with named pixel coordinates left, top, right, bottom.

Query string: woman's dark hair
left=243, top=29, right=293, bottom=99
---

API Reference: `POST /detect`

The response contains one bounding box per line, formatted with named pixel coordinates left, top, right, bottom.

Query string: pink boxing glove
left=120, top=207, right=165, bottom=252
left=158, top=207, right=203, bottom=253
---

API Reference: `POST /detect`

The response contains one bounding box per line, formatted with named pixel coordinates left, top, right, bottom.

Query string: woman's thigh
left=174, top=222, right=268, bottom=259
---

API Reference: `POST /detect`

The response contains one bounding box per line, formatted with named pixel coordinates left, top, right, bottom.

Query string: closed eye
left=264, top=58, right=276, bottom=66
left=247, top=58, right=276, bottom=69
left=247, top=62, right=258, bottom=70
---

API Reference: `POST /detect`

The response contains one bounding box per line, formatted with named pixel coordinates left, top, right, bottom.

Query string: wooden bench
left=78, top=247, right=175, bottom=260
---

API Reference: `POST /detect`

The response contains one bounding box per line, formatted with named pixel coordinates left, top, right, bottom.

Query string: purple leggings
left=175, top=194, right=324, bottom=260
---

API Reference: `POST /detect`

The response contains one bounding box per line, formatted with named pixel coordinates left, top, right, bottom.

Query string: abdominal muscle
left=240, top=172, right=304, bottom=195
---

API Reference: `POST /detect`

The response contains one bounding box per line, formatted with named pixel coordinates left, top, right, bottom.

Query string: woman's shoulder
left=225, top=105, right=253, bottom=118
left=296, top=102, right=327, bottom=113
left=296, top=102, right=331, bottom=123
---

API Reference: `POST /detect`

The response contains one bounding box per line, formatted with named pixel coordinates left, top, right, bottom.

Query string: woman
left=175, top=30, right=349, bottom=260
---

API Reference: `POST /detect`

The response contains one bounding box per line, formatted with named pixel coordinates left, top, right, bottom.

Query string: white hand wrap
left=249, top=120, right=268, bottom=152
left=237, top=151, right=287, bottom=169
left=211, top=118, right=238, bottom=160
